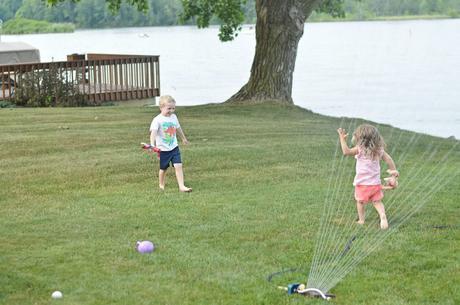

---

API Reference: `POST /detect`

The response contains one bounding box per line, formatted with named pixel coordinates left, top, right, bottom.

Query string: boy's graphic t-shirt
left=150, top=114, right=181, bottom=151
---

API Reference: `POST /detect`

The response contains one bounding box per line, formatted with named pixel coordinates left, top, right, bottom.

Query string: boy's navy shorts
left=159, top=146, right=182, bottom=170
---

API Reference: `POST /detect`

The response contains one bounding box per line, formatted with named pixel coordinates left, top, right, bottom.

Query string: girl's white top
left=353, top=147, right=383, bottom=186
left=150, top=114, right=180, bottom=151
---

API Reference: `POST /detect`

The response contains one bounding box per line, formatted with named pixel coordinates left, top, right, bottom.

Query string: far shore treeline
left=0, top=0, right=459, bottom=34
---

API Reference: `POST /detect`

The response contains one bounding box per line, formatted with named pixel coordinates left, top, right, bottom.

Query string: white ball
left=51, top=291, right=63, bottom=299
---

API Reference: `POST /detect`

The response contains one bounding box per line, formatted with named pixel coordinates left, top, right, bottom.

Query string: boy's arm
left=150, top=130, right=157, bottom=147
left=177, top=127, right=189, bottom=145
left=382, top=151, right=398, bottom=175
left=149, top=118, right=158, bottom=147
left=337, top=128, right=358, bottom=156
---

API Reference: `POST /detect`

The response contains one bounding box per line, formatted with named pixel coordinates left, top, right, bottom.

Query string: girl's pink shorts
left=355, top=185, right=383, bottom=203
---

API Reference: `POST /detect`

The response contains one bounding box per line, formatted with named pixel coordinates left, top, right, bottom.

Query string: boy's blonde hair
left=353, top=124, right=385, bottom=160
left=159, top=95, right=176, bottom=108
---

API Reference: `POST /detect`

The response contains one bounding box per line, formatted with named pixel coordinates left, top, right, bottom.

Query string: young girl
left=337, top=124, right=399, bottom=229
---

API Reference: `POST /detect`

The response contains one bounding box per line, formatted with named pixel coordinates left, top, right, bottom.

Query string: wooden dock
left=0, top=53, right=160, bottom=104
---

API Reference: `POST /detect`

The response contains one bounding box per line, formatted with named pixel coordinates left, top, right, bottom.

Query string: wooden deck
left=78, top=83, right=160, bottom=102
left=0, top=54, right=160, bottom=103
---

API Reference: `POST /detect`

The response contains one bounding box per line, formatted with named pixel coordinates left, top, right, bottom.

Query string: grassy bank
left=2, top=18, right=74, bottom=34
left=0, top=103, right=458, bottom=305
left=308, top=13, right=458, bottom=22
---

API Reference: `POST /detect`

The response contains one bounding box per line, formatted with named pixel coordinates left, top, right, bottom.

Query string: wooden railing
left=0, top=54, right=160, bottom=103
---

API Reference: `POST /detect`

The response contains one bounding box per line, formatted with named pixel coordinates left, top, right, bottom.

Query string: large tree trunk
left=226, top=0, right=320, bottom=104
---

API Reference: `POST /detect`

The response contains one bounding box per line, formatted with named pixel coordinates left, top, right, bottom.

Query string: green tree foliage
left=1, top=0, right=458, bottom=30
left=178, top=0, right=360, bottom=41
left=180, top=0, right=245, bottom=41
left=0, top=0, right=24, bottom=21
left=1, top=0, right=185, bottom=28
left=341, top=0, right=460, bottom=18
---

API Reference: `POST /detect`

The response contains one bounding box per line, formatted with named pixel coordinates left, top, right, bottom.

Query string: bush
left=0, top=100, right=15, bottom=108
left=447, top=9, right=459, bottom=18
left=12, top=66, right=89, bottom=107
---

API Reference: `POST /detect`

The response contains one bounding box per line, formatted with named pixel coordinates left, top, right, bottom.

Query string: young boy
left=150, top=95, right=192, bottom=192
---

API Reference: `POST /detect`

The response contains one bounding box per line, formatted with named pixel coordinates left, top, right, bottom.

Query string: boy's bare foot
left=380, top=218, right=389, bottom=230
left=179, top=187, right=192, bottom=193
left=356, top=220, right=365, bottom=225
left=159, top=185, right=165, bottom=191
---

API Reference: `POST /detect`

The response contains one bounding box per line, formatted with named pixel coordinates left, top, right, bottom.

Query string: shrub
left=12, top=66, right=89, bottom=107
left=0, top=100, right=15, bottom=108
left=447, top=9, right=459, bottom=18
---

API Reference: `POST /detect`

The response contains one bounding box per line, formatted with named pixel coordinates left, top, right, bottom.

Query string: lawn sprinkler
left=136, top=240, right=155, bottom=253
left=141, top=142, right=161, bottom=159
left=278, top=284, right=335, bottom=300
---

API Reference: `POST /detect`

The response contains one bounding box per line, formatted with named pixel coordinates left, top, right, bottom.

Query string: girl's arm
left=337, top=128, right=358, bottom=156
left=177, top=127, right=189, bottom=145
left=382, top=151, right=399, bottom=176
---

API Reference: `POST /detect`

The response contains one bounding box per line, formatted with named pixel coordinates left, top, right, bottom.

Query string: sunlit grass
left=0, top=103, right=458, bottom=305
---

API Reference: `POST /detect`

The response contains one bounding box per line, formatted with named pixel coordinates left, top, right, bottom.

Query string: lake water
left=3, top=19, right=459, bottom=138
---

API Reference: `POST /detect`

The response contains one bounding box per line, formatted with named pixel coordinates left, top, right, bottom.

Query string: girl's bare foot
left=159, top=185, right=165, bottom=191
left=356, top=220, right=365, bottom=225
left=380, top=218, right=389, bottom=230
left=179, top=187, right=192, bottom=193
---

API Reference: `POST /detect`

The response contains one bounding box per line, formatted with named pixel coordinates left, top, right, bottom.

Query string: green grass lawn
left=0, top=103, right=458, bottom=305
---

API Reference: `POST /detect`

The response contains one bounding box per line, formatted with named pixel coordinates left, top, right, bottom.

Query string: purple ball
left=136, top=240, right=155, bottom=253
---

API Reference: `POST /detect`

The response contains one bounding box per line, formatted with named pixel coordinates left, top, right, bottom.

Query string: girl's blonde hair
left=352, top=124, right=385, bottom=160
left=159, top=95, right=176, bottom=108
